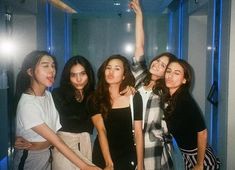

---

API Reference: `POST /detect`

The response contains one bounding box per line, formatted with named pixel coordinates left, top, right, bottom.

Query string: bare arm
left=134, top=120, right=144, bottom=170
left=32, top=123, right=101, bottom=170
left=130, top=0, right=144, bottom=61
left=92, top=114, right=114, bottom=170
left=193, top=129, right=207, bottom=170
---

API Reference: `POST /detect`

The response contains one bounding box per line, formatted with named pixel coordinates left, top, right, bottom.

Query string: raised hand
left=129, top=0, right=142, bottom=15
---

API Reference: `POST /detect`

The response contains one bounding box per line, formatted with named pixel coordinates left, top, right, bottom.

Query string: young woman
left=89, top=55, right=144, bottom=170
left=130, top=0, right=176, bottom=169
left=51, top=55, right=95, bottom=169
left=163, top=59, right=220, bottom=170
left=13, top=51, right=101, bottom=170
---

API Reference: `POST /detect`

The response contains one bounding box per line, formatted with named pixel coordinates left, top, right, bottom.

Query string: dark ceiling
left=64, top=0, right=174, bottom=17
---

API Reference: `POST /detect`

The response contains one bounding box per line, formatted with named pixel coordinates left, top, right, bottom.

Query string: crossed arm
left=15, top=123, right=101, bottom=170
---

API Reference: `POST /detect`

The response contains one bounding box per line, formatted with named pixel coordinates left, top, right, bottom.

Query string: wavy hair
left=163, top=59, right=193, bottom=120
left=94, top=54, right=135, bottom=118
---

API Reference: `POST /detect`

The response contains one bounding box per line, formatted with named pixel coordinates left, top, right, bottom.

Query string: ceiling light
left=114, top=2, right=121, bottom=6
left=48, top=0, right=77, bottom=13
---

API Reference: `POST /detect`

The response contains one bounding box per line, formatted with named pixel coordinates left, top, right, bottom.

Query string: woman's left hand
left=192, top=164, right=203, bottom=170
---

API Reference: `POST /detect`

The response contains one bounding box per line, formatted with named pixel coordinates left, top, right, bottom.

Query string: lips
left=165, top=79, right=173, bottom=86
left=47, top=76, right=54, bottom=83
left=106, top=75, right=114, bottom=79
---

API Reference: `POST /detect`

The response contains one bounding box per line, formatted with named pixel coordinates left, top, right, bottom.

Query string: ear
left=27, top=68, right=33, bottom=77
left=182, top=78, right=186, bottom=84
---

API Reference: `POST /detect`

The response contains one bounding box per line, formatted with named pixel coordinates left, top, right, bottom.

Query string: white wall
left=12, top=15, right=37, bottom=83
left=188, top=15, right=207, bottom=115
left=74, top=15, right=169, bottom=73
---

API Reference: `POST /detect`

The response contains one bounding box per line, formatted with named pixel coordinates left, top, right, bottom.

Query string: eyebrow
left=70, top=70, right=86, bottom=74
left=40, top=61, right=54, bottom=64
left=107, top=64, right=121, bottom=67
left=174, top=70, right=182, bottom=73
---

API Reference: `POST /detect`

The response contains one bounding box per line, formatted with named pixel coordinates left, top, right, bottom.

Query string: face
left=70, top=64, right=88, bottom=91
left=149, top=56, right=169, bottom=80
left=165, top=62, right=186, bottom=95
left=31, top=55, right=56, bottom=88
left=105, top=59, right=125, bottom=85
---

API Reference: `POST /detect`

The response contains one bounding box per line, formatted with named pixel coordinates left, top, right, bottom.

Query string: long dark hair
left=15, top=50, right=57, bottom=105
left=94, top=54, right=135, bottom=118
left=59, top=55, right=95, bottom=103
left=163, top=59, right=193, bottom=120
left=143, top=52, right=177, bottom=94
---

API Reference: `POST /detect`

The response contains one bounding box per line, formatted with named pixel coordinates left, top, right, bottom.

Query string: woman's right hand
left=81, top=164, right=102, bottom=170
left=103, top=164, right=114, bottom=170
left=129, top=0, right=142, bottom=15
left=14, top=136, right=32, bottom=149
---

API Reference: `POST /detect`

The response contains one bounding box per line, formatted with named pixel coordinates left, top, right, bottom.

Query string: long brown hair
left=163, top=59, right=193, bottom=120
left=94, top=54, right=135, bottom=118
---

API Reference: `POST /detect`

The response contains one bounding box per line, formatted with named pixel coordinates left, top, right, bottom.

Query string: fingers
left=129, top=86, right=137, bottom=94
left=120, top=86, right=136, bottom=96
left=129, top=0, right=142, bottom=15
left=14, top=136, right=32, bottom=149
left=119, top=86, right=129, bottom=95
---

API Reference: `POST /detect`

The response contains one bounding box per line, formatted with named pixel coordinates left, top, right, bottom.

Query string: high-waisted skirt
left=180, top=146, right=221, bottom=170
left=52, top=131, right=94, bottom=170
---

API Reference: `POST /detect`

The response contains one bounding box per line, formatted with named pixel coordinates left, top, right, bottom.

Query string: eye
left=166, top=69, right=171, bottom=73
left=106, top=66, right=111, bottom=70
left=80, top=71, right=87, bottom=76
left=161, top=63, right=166, bottom=68
left=115, top=67, right=121, bottom=71
left=175, top=72, right=180, bottom=75
left=70, top=73, right=76, bottom=77
left=42, top=64, right=49, bottom=68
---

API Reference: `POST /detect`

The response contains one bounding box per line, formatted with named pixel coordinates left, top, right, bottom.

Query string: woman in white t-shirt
left=13, top=50, right=101, bottom=170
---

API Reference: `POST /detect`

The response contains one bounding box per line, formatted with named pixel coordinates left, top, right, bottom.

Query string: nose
left=108, top=68, right=114, bottom=75
left=49, top=65, right=55, bottom=73
left=76, top=74, right=81, bottom=81
left=166, top=72, right=173, bottom=79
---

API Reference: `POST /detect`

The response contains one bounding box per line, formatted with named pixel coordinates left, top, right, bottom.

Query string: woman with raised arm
left=130, top=0, right=176, bottom=169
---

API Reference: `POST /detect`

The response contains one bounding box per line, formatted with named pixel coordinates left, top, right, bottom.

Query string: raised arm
left=32, top=123, right=101, bottom=170
left=92, top=114, right=114, bottom=170
left=130, top=0, right=144, bottom=61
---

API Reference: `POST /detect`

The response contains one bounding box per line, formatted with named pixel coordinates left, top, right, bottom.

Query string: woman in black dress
left=89, top=55, right=144, bottom=170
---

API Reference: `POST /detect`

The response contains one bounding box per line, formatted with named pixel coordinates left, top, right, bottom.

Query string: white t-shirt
left=16, top=90, right=61, bottom=142
left=138, top=86, right=152, bottom=128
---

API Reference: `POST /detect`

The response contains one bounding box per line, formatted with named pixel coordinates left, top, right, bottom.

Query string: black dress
left=90, top=93, right=142, bottom=170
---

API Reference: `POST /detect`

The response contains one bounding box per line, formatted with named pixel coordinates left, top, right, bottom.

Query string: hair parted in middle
left=94, top=54, right=135, bottom=118
left=59, top=55, right=95, bottom=103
